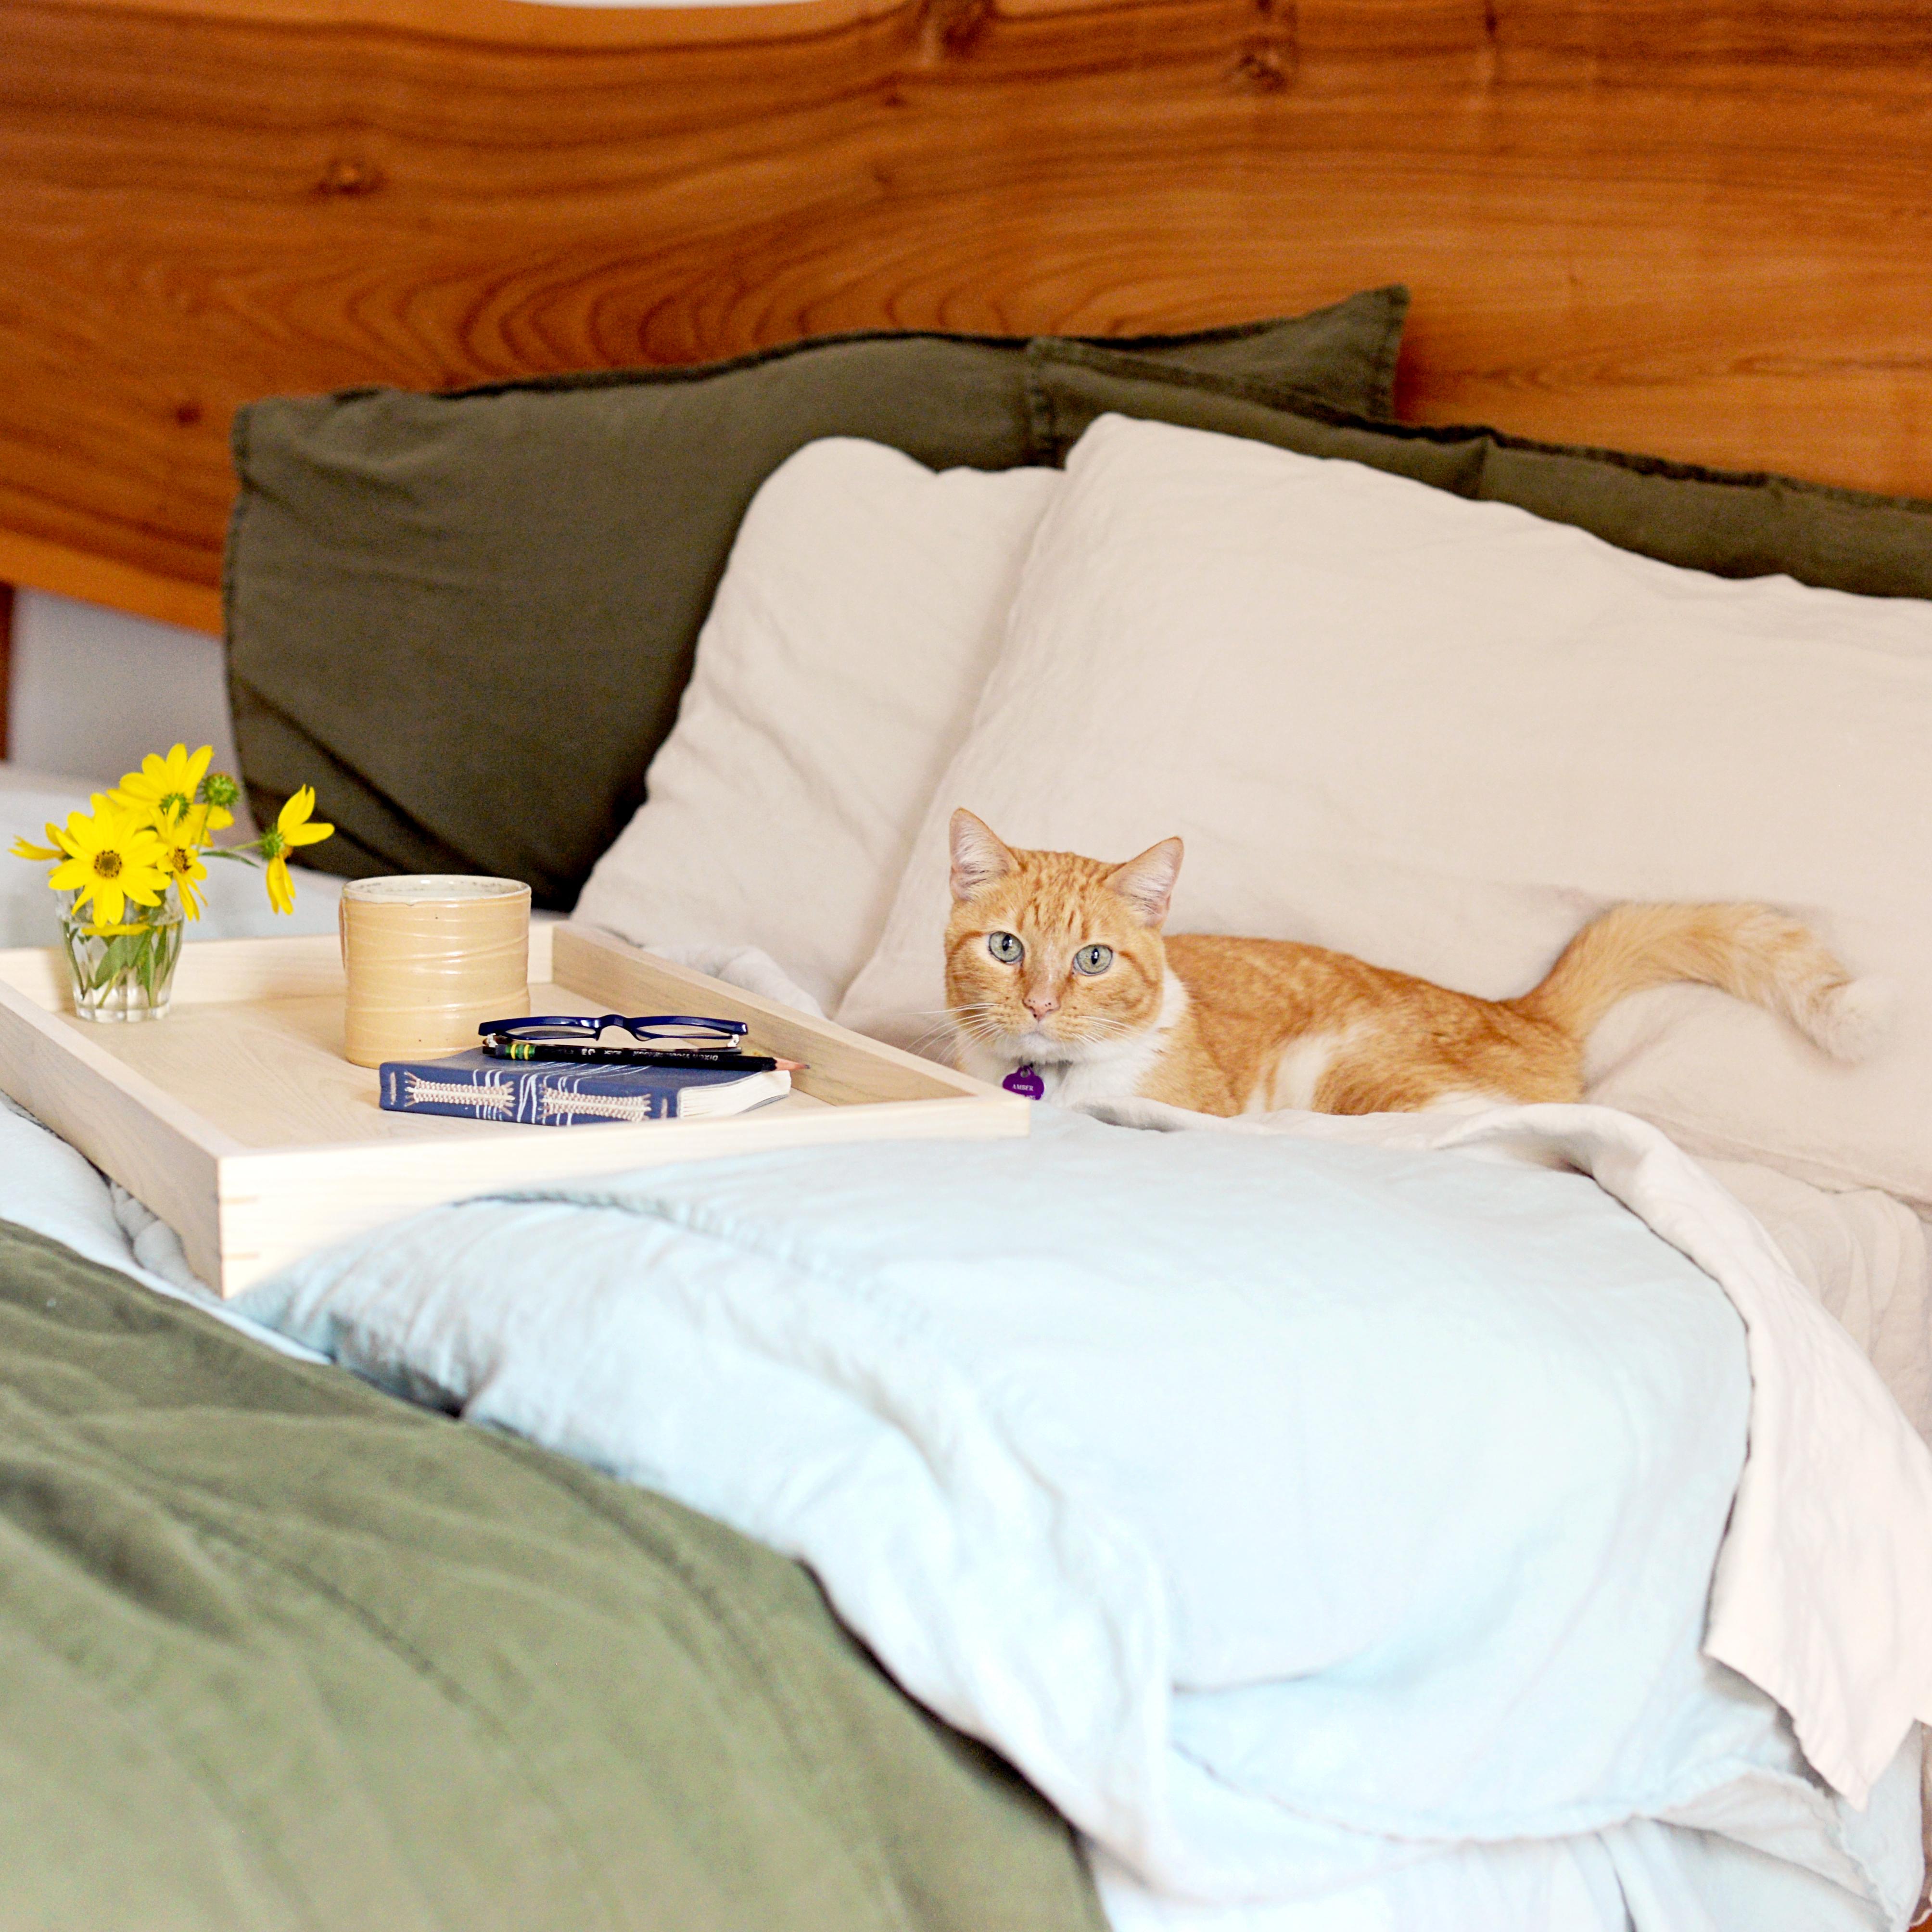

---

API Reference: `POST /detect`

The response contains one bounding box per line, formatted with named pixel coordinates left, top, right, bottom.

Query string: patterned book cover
left=378, top=1049, right=791, bottom=1127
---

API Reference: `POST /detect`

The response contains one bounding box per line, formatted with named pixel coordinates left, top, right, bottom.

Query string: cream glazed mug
left=338, top=875, right=531, bottom=1068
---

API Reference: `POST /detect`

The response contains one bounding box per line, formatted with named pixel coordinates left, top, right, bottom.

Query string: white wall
left=6, top=591, right=244, bottom=802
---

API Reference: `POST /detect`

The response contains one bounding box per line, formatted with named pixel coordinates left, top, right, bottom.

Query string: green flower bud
left=199, top=771, right=241, bottom=809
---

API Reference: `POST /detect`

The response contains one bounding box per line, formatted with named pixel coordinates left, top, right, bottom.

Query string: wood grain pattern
left=0, top=527, right=223, bottom=636
left=69, top=0, right=911, bottom=45
left=5, top=0, right=1932, bottom=630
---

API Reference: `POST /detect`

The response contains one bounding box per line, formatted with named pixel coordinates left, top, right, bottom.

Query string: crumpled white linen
left=1700, top=1157, right=1931, bottom=1441
left=1085, top=1094, right=1932, bottom=1811
left=626, top=938, right=827, bottom=1018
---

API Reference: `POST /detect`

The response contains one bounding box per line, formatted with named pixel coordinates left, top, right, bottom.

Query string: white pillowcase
left=573, top=439, right=1058, bottom=1015
left=838, top=413, right=1932, bottom=1208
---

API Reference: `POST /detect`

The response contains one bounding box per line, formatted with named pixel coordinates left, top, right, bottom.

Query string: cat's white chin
left=985, top=1027, right=1149, bottom=1068
left=953, top=1028, right=1134, bottom=1087
left=1034, top=1032, right=1119, bottom=1064
left=953, top=979, right=1192, bottom=1104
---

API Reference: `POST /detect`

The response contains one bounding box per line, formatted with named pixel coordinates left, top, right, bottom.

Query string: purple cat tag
left=1002, top=1062, right=1045, bottom=1100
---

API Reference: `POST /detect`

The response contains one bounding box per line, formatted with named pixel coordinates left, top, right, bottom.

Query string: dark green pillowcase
left=227, top=290, right=1408, bottom=908
left=1028, top=338, right=1932, bottom=601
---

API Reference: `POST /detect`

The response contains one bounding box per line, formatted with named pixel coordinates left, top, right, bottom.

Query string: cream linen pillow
left=838, top=413, right=1932, bottom=1207
left=573, top=440, right=1058, bottom=1013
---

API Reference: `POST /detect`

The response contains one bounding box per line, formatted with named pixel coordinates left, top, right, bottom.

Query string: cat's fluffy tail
left=1514, top=902, right=1889, bottom=1061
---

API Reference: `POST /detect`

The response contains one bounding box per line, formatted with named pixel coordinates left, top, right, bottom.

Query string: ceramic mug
left=339, top=875, right=530, bottom=1068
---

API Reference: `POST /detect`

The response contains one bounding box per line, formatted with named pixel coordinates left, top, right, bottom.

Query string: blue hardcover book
left=378, top=1049, right=791, bottom=1126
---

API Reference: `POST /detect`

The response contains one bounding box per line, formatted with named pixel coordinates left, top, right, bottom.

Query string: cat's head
left=944, top=809, right=1182, bottom=1065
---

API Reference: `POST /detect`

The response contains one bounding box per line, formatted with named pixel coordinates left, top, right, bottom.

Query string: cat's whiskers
left=1049, top=1015, right=1145, bottom=1052
left=909, top=1011, right=995, bottom=1055
left=935, top=997, right=1155, bottom=1067
left=927, top=1001, right=1014, bottom=1056
left=944, top=1000, right=1004, bottom=1027
left=1063, top=1014, right=1141, bottom=1038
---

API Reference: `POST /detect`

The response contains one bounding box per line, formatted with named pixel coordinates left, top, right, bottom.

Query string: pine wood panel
left=5, top=0, right=1932, bottom=631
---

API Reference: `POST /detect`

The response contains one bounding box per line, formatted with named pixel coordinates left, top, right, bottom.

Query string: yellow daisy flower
left=114, top=743, right=214, bottom=831
left=48, top=798, right=169, bottom=928
left=9, top=822, right=71, bottom=863
left=155, top=814, right=211, bottom=921
left=257, top=786, right=333, bottom=916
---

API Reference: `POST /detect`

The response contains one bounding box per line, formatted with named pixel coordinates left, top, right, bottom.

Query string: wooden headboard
left=6, top=0, right=1932, bottom=643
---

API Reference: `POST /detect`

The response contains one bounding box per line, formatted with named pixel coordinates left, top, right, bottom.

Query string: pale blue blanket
left=237, top=1107, right=1925, bottom=1930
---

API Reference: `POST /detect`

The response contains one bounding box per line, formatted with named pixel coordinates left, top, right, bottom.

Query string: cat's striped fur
left=943, top=809, right=1883, bottom=1116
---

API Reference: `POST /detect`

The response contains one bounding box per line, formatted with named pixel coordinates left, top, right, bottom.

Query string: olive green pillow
left=1028, top=338, right=1932, bottom=600
left=226, top=289, right=1408, bottom=908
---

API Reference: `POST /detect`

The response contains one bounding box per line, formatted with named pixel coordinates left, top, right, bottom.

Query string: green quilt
left=0, top=1220, right=1105, bottom=1932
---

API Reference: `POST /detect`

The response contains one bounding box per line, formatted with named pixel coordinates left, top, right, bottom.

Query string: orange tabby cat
left=943, top=809, right=1882, bottom=1115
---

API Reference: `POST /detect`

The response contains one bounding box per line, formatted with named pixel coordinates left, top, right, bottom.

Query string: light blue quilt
left=239, top=1107, right=1925, bottom=1930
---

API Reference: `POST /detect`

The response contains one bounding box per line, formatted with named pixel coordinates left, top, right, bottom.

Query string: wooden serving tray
left=0, top=922, right=1024, bottom=1297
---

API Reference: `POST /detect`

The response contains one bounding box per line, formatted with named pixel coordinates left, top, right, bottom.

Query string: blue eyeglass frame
left=478, top=1012, right=750, bottom=1046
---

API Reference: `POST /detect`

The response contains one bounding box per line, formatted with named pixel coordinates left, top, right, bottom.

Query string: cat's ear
left=950, top=809, right=1017, bottom=902
left=1106, top=837, right=1183, bottom=927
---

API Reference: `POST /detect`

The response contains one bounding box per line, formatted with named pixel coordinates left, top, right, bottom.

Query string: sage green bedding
left=226, top=290, right=1407, bottom=908
left=0, top=1218, right=1105, bottom=1932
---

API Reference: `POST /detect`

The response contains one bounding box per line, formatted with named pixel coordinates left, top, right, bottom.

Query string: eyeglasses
left=478, top=1012, right=750, bottom=1050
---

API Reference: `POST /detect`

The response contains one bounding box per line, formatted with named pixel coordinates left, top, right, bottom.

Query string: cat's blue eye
left=987, top=931, right=1024, bottom=964
left=1073, top=944, right=1114, bottom=976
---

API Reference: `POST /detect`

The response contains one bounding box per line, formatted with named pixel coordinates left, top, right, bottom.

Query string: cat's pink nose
left=1024, top=992, right=1059, bottom=1020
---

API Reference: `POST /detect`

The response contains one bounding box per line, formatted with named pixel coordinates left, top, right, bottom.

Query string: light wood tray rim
left=0, top=924, right=1023, bottom=1296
